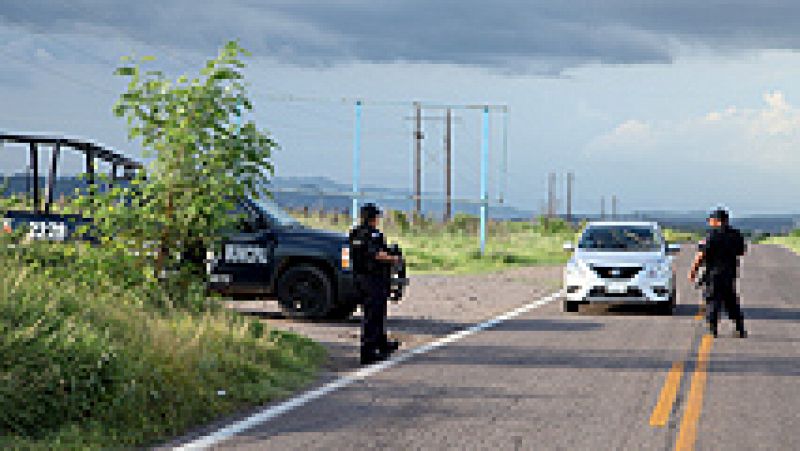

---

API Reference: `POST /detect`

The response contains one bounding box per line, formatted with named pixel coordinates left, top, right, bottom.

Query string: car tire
left=655, top=300, right=674, bottom=315
left=276, top=265, right=334, bottom=319
left=563, top=300, right=580, bottom=313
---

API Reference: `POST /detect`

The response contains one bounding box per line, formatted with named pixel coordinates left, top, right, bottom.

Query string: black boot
left=735, top=318, right=747, bottom=338
left=360, top=347, right=389, bottom=365
left=708, top=323, right=718, bottom=338
left=380, top=339, right=400, bottom=354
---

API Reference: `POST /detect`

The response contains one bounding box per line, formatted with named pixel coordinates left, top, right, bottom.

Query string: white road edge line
left=176, top=290, right=564, bottom=450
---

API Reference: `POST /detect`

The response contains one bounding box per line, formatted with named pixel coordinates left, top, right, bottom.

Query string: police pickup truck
left=2, top=134, right=406, bottom=319
left=207, top=195, right=407, bottom=319
left=3, top=194, right=407, bottom=319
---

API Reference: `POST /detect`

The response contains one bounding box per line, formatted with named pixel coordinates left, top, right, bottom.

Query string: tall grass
left=0, top=237, right=325, bottom=449
left=292, top=210, right=576, bottom=274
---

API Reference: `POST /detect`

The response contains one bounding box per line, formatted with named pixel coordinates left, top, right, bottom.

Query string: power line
left=0, top=47, right=117, bottom=96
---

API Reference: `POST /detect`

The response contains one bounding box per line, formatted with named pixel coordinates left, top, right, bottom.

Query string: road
left=204, top=244, right=800, bottom=450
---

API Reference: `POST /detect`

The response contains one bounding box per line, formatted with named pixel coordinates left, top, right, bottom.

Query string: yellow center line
left=675, top=334, right=715, bottom=451
left=649, top=361, right=685, bottom=427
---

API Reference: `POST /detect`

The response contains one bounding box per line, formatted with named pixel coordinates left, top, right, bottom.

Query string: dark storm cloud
left=3, top=1, right=800, bottom=72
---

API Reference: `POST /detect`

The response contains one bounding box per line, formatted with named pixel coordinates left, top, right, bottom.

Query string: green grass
left=0, top=238, right=326, bottom=449
left=294, top=210, right=703, bottom=274
left=762, top=235, right=800, bottom=254
left=663, top=228, right=703, bottom=243
left=294, top=211, right=576, bottom=274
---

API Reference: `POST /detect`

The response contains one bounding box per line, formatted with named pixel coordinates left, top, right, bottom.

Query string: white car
left=562, top=221, right=680, bottom=314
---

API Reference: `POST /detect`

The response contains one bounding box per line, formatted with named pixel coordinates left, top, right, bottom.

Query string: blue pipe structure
left=352, top=100, right=362, bottom=224
left=480, top=106, right=489, bottom=255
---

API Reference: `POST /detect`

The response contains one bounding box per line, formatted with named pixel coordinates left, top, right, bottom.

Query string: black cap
left=709, top=207, right=729, bottom=222
left=360, top=203, right=382, bottom=221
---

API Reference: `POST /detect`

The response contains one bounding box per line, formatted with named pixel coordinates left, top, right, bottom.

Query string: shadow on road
left=571, top=303, right=701, bottom=317
left=740, top=306, right=800, bottom=321
left=411, top=343, right=800, bottom=377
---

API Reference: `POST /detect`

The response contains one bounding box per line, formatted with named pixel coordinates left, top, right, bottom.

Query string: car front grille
left=591, top=266, right=642, bottom=279
left=588, top=286, right=644, bottom=298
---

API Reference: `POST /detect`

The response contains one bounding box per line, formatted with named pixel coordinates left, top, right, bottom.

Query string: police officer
left=349, top=203, right=401, bottom=364
left=688, top=208, right=747, bottom=338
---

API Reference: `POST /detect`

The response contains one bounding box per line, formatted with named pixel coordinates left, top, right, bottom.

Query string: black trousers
left=358, top=275, right=389, bottom=351
left=704, top=275, right=745, bottom=332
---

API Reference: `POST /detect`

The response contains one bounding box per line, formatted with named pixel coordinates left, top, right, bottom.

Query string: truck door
left=215, top=204, right=276, bottom=290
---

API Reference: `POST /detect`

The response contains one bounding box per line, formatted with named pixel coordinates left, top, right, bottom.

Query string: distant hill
left=3, top=174, right=798, bottom=233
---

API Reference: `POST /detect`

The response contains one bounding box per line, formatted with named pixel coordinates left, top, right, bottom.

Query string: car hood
left=573, top=250, right=667, bottom=267
left=277, top=225, right=348, bottom=244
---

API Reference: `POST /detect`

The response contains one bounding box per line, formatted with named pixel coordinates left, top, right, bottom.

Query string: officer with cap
left=688, top=207, right=748, bottom=338
left=349, top=203, right=401, bottom=364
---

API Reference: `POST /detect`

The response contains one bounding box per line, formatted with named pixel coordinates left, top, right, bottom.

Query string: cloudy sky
left=2, top=1, right=800, bottom=216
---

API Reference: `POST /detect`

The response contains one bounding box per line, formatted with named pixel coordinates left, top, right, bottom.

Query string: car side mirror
left=666, top=243, right=681, bottom=254
left=563, top=242, right=575, bottom=252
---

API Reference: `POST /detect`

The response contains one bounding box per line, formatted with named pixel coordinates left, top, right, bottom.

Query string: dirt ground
left=226, top=265, right=563, bottom=376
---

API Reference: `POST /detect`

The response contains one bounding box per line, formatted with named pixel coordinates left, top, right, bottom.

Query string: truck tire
left=276, top=265, right=334, bottom=319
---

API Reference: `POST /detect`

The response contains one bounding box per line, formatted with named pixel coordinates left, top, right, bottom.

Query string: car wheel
left=654, top=300, right=674, bottom=316
left=277, top=265, right=334, bottom=319
left=563, top=300, right=580, bottom=313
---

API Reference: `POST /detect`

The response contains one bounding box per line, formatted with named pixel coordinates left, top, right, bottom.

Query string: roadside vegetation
left=1, top=42, right=327, bottom=448
left=295, top=210, right=701, bottom=274
left=296, top=211, right=577, bottom=274
left=0, top=235, right=325, bottom=449
left=761, top=229, right=800, bottom=254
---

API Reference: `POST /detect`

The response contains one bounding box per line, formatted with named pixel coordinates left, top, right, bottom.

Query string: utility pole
left=444, top=108, right=452, bottom=221
left=413, top=102, right=423, bottom=219
left=547, top=172, right=556, bottom=219
left=601, top=195, right=606, bottom=220
left=566, top=171, right=573, bottom=224
left=612, top=195, right=618, bottom=220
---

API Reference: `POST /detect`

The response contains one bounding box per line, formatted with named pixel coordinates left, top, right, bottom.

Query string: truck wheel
left=276, top=265, right=334, bottom=319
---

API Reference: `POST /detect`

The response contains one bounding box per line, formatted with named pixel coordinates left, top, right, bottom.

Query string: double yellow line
left=649, top=310, right=714, bottom=450
left=674, top=335, right=714, bottom=450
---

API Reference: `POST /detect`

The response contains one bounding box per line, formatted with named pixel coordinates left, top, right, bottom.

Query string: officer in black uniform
left=688, top=208, right=747, bottom=338
left=349, top=203, right=401, bottom=364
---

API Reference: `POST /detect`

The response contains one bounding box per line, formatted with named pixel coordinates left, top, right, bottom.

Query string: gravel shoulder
left=226, top=265, right=562, bottom=376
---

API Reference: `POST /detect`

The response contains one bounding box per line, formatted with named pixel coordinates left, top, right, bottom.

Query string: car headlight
left=566, top=259, right=589, bottom=278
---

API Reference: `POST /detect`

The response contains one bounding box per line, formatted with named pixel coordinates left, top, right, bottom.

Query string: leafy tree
left=79, top=41, right=276, bottom=304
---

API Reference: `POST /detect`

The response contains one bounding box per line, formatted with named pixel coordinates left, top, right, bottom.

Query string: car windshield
left=251, top=195, right=301, bottom=227
left=578, top=226, right=661, bottom=251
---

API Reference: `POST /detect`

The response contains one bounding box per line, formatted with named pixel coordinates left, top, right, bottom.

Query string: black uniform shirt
left=701, top=225, right=745, bottom=278
left=349, top=224, right=389, bottom=276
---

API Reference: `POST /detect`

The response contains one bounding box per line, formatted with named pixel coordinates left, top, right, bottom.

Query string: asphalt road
left=209, top=244, right=799, bottom=450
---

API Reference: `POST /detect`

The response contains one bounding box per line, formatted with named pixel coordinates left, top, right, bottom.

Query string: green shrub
left=0, top=238, right=325, bottom=448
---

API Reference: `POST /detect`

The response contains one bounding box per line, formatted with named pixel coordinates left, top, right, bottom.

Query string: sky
left=2, top=1, right=800, bottom=216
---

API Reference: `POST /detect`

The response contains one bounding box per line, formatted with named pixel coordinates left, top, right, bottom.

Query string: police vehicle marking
left=224, top=244, right=268, bottom=264
left=27, top=221, right=67, bottom=241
